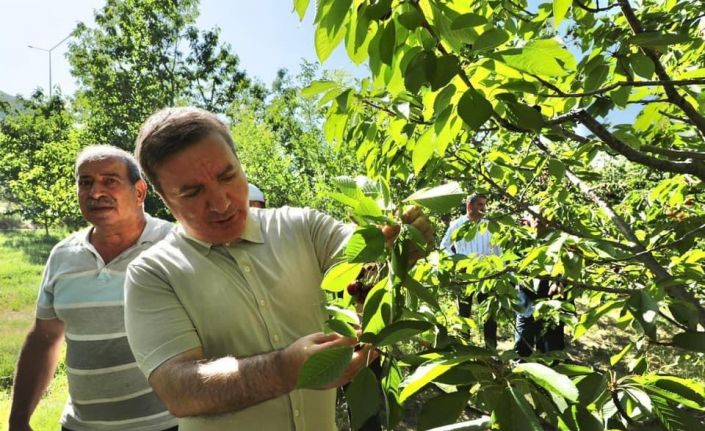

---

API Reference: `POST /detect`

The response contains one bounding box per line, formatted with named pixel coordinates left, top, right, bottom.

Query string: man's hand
left=280, top=332, right=378, bottom=390
left=382, top=205, right=434, bottom=263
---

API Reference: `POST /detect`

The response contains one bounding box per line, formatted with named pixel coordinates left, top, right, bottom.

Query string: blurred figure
left=248, top=183, right=265, bottom=208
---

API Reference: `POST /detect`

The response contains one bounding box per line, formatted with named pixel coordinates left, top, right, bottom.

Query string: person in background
left=9, top=146, right=175, bottom=431
left=248, top=183, right=266, bottom=208
left=441, top=193, right=502, bottom=349
left=124, top=107, right=434, bottom=431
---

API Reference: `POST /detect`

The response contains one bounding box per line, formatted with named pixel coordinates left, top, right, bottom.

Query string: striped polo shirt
left=35, top=215, right=177, bottom=431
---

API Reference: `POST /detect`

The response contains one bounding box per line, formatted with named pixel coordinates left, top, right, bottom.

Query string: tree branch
left=574, top=0, right=620, bottom=13
left=641, top=145, right=705, bottom=161
left=537, top=78, right=705, bottom=98
left=618, top=0, right=705, bottom=137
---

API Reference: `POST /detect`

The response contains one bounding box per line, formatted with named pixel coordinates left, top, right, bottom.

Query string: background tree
left=0, top=91, right=81, bottom=234
left=68, top=0, right=253, bottom=151
left=292, top=0, right=705, bottom=429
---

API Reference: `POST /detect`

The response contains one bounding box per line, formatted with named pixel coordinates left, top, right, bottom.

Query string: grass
left=0, top=229, right=66, bottom=431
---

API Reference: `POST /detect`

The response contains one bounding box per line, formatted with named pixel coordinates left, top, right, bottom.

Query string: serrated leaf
left=553, top=0, right=571, bottom=28
left=630, top=53, right=655, bottom=79
left=473, top=28, right=509, bottom=52
left=450, top=13, right=487, bottom=29
left=412, top=126, right=437, bottom=174
left=627, top=32, right=692, bottom=48
left=301, top=80, right=338, bottom=98
left=492, top=385, right=543, bottom=431
left=650, top=393, right=705, bottom=431
left=404, top=181, right=465, bottom=213
left=497, top=39, right=577, bottom=77
left=375, top=320, right=435, bottom=347
left=505, top=102, right=544, bottom=130
left=672, top=331, right=705, bottom=353
left=297, top=346, right=353, bottom=388
left=293, top=0, right=310, bottom=20
left=513, top=362, right=579, bottom=402
left=346, top=367, right=383, bottom=430
left=457, top=88, right=493, bottom=130
left=403, top=277, right=441, bottom=310
left=322, top=262, right=363, bottom=292
left=417, top=391, right=471, bottom=430
left=326, top=318, right=358, bottom=338
left=399, top=357, right=466, bottom=403
left=345, top=226, right=385, bottom=263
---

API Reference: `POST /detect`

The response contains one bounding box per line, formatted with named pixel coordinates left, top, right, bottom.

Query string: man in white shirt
left=441, top=194, right=502, bottom=348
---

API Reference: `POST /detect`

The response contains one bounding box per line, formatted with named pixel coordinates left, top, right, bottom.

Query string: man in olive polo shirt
left=124, top=107, right=433, bottom=430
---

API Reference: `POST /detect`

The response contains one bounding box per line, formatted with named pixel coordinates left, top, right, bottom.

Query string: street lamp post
left=28, top=33, right=72, bottom=99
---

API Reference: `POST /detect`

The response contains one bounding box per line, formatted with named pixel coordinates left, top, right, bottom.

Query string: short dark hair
left=134, top=107, right=236, bottom=191
left=75, top=145, right=142, bottom=184
left=467, top=193, right=487, bottom=204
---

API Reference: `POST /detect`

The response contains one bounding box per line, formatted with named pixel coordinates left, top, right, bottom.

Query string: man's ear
left=135, top=179, right=148, bottom=205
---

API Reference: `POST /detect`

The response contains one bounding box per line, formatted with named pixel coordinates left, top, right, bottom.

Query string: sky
left=0, top=0, right=365, bottom=98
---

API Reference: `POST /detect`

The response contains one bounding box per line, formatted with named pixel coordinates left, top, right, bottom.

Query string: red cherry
left=347, top=281, right=362, bottom=296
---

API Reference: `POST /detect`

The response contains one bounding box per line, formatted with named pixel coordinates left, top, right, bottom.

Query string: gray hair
left=75, top=145, right=142, bottom=184
left=467, top=193, right=487, bottom=204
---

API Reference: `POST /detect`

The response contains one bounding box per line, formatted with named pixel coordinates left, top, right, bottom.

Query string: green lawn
left=0, top=229, right=67, bottom=431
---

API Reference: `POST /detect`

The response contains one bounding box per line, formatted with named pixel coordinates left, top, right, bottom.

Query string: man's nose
left=207, top=188, right=231, bottom=213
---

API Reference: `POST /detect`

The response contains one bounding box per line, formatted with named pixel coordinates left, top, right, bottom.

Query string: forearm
left=9, top=328, right=63, bottom=427
left=152, top=348, right=293, bottom=418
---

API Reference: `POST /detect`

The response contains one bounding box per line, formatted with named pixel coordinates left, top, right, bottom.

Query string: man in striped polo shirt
left=441, top=193, right=503, bottom=349
left=9, top=146, right=176, bottom=431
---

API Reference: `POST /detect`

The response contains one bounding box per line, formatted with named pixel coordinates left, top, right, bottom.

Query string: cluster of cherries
left=346, top=265, right=375, bottom=303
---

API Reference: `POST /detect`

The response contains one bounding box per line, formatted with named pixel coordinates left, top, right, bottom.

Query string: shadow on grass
left=1, top=229, right=62, bottom=266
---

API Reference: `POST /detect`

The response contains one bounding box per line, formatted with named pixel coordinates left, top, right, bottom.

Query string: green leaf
left=431, top=55, right=459, bottom=91
left=574, top=300, right=623, bottom=339
left=627, top=32, right=692, bottom=48
left=404, top=181, right=465, bottom=213
left=364, top=0, right=391, bottom=20
left=345, top=226, right=385, bottom=263
left=630, top=53, right=655, bottom=79
left=473, top=28, right=509, bottom=52
left=296, top=346, right=353, bottom=388
left=635, top=375, right=705, bottom=410
left=575, top=372, right=608, bottom=405
left=492, top=385, right=543, bottom=431
left=326, top=318, right=358, bottom=338
left=404, top=50, right=433, bottom=93
left=375, top=320, right=435, bottom=347
left=362, top=280, right=392, bottom=334
left=417, top=391, right=471, bottom=430
left=610, top=342, right=633, bottom=367
left=650, top=393, right=705, bottom=431
left=322, top=262, right=363, bottom=292
left=397, top=9, right=422, bottom=30
left=293, top=0, right=310, bottom=20
left=403, top=277, right=441, bottom=310
left=457, top=88, right=494, bottom=130
left=399, top=357, right=466, bottom=403
left=346, top=367, right=383, bottom=430
left=450, top=13, right=487, bottom=29
left=547, top=158, right=566, bottom=180
left=627, top=290, right=659, bottom=339
left=301, top=80, right=338, bottom=98
left=504, top=102, right=544, bottom=131
left=553, top=0, right=571, bottom=28
left=672, top=331, right=705, bottom=353
left=379, top=20, right=396, bottom=65
left=513, top=362, right=579, bottom=402
left=497, top=39, right=577, bottom=77
left=412, top=126, right=437, bottom=174
left=314, top=0, right=352, bottom=62
left=584, top=64, right=610, bottom=93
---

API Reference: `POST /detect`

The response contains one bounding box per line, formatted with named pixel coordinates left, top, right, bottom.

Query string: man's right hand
left=280, top=332, right=378, bottom=390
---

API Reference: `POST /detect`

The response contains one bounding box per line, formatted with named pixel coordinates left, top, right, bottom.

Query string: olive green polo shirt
left=125, top=206, right=353, bottom=431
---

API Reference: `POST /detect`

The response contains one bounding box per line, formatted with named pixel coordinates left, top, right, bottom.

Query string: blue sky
left=0, top=0, right=364, bottom=97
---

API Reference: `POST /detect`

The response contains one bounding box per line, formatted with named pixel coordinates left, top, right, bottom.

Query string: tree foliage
left=293, top=0, right=705, bottom=429
left=68, top=0, right=253, bottom=150
left=0, top=92, right=81, bottom=233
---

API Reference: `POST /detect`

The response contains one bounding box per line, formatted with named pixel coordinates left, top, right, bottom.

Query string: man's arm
left=9, top=318, right=65, bottom=431
left=148, top=332, right=374, bottom=418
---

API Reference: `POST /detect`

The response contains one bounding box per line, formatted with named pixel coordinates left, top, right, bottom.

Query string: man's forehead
left=77, top=157, right=128, bottom=176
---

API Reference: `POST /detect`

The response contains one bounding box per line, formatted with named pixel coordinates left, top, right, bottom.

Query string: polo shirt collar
left=79, top=213, right=163, bottom=247
left=178, top=211, right=264, bottom=254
